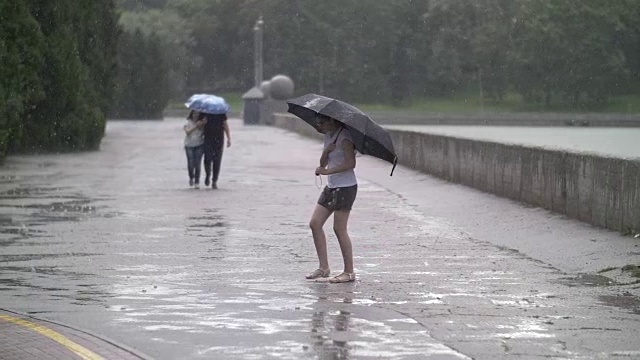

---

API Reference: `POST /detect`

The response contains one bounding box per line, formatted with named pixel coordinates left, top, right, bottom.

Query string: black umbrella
left=287, top=93, right=398, bottom=176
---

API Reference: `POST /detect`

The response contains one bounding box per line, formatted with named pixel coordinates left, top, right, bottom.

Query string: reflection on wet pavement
left=557, top=273, right=617, bottom=287
left=598, top=295, right=640, bottom=314
left=0, top=120, right=638, bottom=359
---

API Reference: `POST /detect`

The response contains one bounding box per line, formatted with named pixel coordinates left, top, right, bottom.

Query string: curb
left=0, top=308, right=154, bottom=360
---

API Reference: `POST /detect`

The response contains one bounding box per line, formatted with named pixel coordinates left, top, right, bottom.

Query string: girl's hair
left=188, top=110, right=206, bottom=121
left=326, top=115, right=344, bottom=128
left=317, top=114, right=332, bottom=122
left=317, top=114, right=343, bottom=127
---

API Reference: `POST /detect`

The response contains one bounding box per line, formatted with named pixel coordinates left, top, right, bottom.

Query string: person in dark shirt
left=202, top=113, right=231, bottom=189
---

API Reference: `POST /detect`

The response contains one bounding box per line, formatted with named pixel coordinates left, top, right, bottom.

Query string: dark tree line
left=117, top=0, right=640, bottom=107
left=2, top=0, right=640, bottom=162
left=109, top=29, right=168, bottom=119
left=0, top=0, right=119, bottom=161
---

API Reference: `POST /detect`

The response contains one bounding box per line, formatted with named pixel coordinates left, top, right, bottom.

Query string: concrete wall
left=272, top=113, right=640, bottom=234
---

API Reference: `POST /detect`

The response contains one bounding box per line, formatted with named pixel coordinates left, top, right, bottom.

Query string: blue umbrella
left=185, top=94, right=230, bottom=115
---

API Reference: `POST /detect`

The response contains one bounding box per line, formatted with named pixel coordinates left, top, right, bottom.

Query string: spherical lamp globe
left=260, top=80, right=272, bottom=98
left=269, top=75, right=294, bottom=100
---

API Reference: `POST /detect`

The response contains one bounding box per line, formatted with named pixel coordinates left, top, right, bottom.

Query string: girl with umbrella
left=306, top=114, right=358, bottom=283
left=287, top=93, right=398, bottom=284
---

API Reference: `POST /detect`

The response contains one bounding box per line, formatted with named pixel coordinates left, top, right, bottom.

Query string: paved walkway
left=0, top=118, right=638, bottom=359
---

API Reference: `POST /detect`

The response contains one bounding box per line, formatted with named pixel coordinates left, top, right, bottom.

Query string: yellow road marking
left=0, top=314, right=104, bottom=360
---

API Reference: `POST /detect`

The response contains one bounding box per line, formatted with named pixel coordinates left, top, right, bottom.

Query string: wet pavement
left=0, top=118, right=639, bottom=359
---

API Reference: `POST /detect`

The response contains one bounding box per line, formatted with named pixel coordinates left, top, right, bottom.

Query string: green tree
left=11, top=0, right=119, bottom=152
left=387, top=1, right=431, bottom=105
left=113, top=0, right=640, bottom=109
left=110, top=29, right=169, bottom=118
left=139, top=33, right=169, bottom=117
left=616, top=0, right=640, bottom=93
left=0, top=0, right=44, bottom=160
left=473, top=0, right=516, bottom=102
left=510, top=0, right=628, bottom=107
left=119, top=7, right=196, bottom=97
left=424, top=0, right=479, bottom=97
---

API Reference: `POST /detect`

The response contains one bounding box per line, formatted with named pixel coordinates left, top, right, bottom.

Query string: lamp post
left=243, top=16, right=265, bottom=125
left=253, top=16, right=264, bottom=88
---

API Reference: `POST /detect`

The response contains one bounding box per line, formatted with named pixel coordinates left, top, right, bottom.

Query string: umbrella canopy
left=185, top=94, right=230, bottom=115
left=287, top=93, right=398, bottom=175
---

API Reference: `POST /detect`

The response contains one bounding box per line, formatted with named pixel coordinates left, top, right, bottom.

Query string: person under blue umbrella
left=185, top=94, right=232, bottom=189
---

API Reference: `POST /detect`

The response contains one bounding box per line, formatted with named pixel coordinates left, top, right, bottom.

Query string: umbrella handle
left=390, top=156, right=397, bottom=177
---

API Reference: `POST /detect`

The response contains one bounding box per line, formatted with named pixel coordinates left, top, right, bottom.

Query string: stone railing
left=272, top=113, right=640, bottom=234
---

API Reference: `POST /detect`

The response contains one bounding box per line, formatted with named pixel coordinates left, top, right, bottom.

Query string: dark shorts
left=317, top=185, right=358, bottom=212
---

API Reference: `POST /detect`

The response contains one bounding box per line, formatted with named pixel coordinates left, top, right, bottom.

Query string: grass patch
left=165, top=92, right=640, bottom=116
left=216, top=92, right=243, bottom=113
left=356, top=94, right=515, bottom=113
left=607, top=95, right=640, bottom=113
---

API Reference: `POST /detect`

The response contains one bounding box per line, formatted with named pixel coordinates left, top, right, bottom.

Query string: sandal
left=306, top=268, right=331, bottom=279
left=329, top=272, right=355, bottom=283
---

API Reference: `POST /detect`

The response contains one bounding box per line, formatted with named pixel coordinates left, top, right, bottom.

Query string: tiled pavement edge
left=0, top=309, right=151, bottom=360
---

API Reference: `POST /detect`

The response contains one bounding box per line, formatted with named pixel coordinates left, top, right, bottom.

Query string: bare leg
left=333, top=210, right=353, bottom=273
left=309, top=204, right=333, bottom=270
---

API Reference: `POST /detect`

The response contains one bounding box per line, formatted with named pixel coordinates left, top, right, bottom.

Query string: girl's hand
left=315, top=166, right=328, bottom=175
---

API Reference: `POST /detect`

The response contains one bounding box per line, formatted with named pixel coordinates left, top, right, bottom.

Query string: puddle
left=187, top=211, right=227, bottom=229
left=0, top=189, right=121, bottom=230
left=598, top=294, right=640, bottom=314
left=0, top=253, right=98, bottom=262
left=0, top=226, right=49, bottom=243
left=0, top=174, right=21, bottom=184
left=190, top=222, right=226, bottom=228
left=557, top=274, right=616, bottom=287
left=19, top=200, right=97, bottom=213
left=0, top=186, right=74, bottom=198
left=0, top=265, right=93, bottom=277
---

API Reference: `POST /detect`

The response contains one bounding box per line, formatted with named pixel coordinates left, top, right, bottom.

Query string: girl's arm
left=223, top=121, right=231, bottom=147
left=185, top=119, right=204, bottom=135
left=319, top=143, right=335, bottom=167
left=184, top=124, right=195, bottom=135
